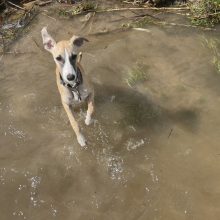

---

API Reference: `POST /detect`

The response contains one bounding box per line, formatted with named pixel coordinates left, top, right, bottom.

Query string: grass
left=126, top=64, right=149, bottom=87
left=189, top=0, right=220, bottom=27
left=121, top=16, right=154, bottom=29
left=202, top=37, right=220, bottom=73
left=120, top=0, right=184, bottom=7
left=59, top=0, right=97, bottom=17
left=132, top=17, right=154, bottom=28
left=120, top=0, right=147, bottom=5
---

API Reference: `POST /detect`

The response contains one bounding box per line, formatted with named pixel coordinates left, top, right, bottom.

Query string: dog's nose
left=67, top=74, right=75, bottom=81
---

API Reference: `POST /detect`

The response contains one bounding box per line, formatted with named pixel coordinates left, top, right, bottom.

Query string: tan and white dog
left=41, top=27, right=94, bottom=147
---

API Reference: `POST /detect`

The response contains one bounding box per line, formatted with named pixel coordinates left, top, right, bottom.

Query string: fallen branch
left=41, top=12, right=57, bottom=21
left=37, top=0, right=52, bottom=7
left=133, top=27, right=151, bottom=32
left=7, top=1, right=25, bottom=10
left=64, top=6, right=190, bottom=16
left=4, top=50, right=37, bottom=54
left=97, top=6, right=190, bottom=13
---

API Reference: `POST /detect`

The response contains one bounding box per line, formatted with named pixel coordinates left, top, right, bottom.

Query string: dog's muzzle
left=60, top=65, right=83, bottom=101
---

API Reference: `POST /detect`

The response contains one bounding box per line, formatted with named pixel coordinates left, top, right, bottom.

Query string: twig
left=133, top=27, right=151, bottom=32
left=153, top=20, right=215, bottom=30
left=111, top=15, right=134, bottom=22
left=111, top=10, right=160, bottom=23
left=5, top=50, right=37, bottom=54
left=32, top=37, right=43, bottom=51
left=0, top=1, right=6, bottom=7
left=37, top=0, right=52, bottom=6
left=41, top=12, right=57, bottom=21
left=97, top=7, right=190, bottom=13
left=168, top=128, right=173, bottom=138
left=69, top=6, right=190, bottom=16
left=81, top=11, right=95, bottom=31
left=88, top=27, right=128, bottom=36
left=84, top=52, right=95, bottom=57
left=7, top=1, right=25, bottom=10
left=128, top=8, right=161, bottom=20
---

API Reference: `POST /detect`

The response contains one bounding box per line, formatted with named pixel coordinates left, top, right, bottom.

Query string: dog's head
left=41, top=27, right=88, bottom=86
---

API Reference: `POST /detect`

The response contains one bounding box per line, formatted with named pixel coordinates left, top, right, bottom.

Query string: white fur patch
left=62, top=49, right=77, bottom=84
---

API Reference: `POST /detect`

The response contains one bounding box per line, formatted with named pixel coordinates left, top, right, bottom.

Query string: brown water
left=1, top=7, right=220, bottom=220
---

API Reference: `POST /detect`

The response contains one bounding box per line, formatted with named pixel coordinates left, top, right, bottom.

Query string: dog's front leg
left=62, top=101, right=86, bottom=147
left=85, top=95, right=94, bottom=126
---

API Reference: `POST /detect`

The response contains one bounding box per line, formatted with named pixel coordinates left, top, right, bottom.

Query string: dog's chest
left=69, top=84, right=89, bottom=104
left=75, top=86, right=89, bottom=101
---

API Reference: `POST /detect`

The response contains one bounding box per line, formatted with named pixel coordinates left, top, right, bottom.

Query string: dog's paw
left=77, top=133, right=86, bottom=147
left=85, top=115, right=92, bottom=126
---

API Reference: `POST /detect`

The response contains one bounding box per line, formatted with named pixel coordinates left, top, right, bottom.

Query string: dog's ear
left=69, top=36, right=89, bottom=48
left=41, top=27, right=56, bottom=52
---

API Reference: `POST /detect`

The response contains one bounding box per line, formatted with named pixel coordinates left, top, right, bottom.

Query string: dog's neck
left=59, top=64, right=83, bottom=101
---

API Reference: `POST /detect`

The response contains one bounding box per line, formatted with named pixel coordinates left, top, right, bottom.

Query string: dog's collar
left=60, top=66, right=83, bottom=101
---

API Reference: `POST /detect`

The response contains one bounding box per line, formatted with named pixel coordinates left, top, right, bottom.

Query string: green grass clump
left=59, top=1, right=96, bottom=17
left=132, top=17, right=153, bottom=28
left=121, top=17, right=153, bottom=29
left=80, top=1, right=96, bottom=11
left=203, top=37, right=220, bottom=73
left=126, top=64, right=149, bottom=87
left=189, top=0, right=220, bottom=27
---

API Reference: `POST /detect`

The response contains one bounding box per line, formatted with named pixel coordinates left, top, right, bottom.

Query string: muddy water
left=1, top=9, right=220, bottom=220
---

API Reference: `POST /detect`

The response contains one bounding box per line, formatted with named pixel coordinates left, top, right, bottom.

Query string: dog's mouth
left=66, top=79, right=77, bottom=87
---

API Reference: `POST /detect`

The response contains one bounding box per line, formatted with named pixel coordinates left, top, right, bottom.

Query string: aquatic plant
left=133, top=17, right=153, bottom=28
left=59, top=0, right=97, bottom=17
left=203, top=37, right=220, bottom=73
left=126, top=64, right=149, bottom=87
left=189, top=0, right=220, bottom=27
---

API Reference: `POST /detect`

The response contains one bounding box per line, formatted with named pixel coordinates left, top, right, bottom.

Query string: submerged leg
left=85, top=95, right=94, bottom=126
left=62, top=101, right=86, bottom=146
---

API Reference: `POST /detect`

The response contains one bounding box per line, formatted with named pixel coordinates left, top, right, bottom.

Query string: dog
left=41, top=27, right=94, bottom=147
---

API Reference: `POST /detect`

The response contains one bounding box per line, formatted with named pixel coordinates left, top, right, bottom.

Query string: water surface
left=0, top=9, right=220, bottom=220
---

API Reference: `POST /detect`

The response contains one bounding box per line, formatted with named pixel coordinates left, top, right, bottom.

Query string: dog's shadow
left=93, top=84, right=199, bottom=134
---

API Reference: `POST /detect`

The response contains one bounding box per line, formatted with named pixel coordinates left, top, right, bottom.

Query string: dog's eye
left=56, top=55, right=63, bottom=62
